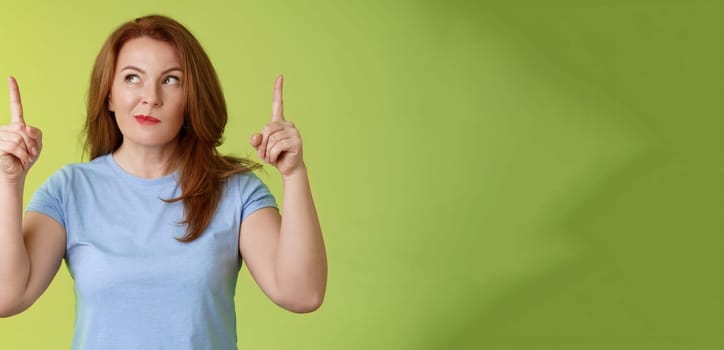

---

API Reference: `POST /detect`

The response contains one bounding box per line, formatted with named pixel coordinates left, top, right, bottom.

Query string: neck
left=112, top=141, right=180, bottom=179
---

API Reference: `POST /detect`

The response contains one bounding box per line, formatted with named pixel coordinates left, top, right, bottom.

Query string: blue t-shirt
left=26, top=154, right=277, bottom=350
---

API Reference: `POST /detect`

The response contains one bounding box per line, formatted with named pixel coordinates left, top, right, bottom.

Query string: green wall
left=0, top=0, right=720, bottom=349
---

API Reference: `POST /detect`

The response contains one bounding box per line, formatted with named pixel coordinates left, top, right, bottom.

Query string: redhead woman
left=0, top=14, right=326, bottom=349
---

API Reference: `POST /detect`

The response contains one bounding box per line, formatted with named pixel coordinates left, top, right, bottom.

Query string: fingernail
left=31, top=147, right=37, bottom=156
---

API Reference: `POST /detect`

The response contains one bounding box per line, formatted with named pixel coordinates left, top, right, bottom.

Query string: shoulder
left=223, top=170, right=277, bottom=217
left=230, top=169, right=265, bottom=186
left=52, top=154, right=108, bottom=174
left=27, top=156, right=110, bottom=220
left=40, top=155, right=112, bottom=189
left=227, top=170, right=273, bottom=196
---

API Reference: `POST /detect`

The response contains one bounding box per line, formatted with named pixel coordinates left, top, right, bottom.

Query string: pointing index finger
left=8, top=76, right=25, bottom=125
left=271, top=75, right=284, bottom=122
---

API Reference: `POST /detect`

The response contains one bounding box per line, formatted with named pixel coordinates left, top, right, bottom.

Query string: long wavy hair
left=84, top=15, right=260, bottom=242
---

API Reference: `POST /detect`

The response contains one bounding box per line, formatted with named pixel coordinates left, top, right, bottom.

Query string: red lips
left=135, top=115, right=160, bottom=125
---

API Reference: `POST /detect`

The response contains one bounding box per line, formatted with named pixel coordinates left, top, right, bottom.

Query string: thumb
left=249, top=133, right=262, bottom=148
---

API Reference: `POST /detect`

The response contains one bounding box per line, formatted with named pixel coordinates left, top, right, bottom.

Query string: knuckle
left=10, top=134, right=23, bottom=145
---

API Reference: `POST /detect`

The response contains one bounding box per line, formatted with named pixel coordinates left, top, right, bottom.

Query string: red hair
left=84, top=14, right=260, bottom=242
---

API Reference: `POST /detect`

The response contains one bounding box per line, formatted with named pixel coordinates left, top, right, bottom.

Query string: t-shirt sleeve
left=238, top=171, right=278, bottom=221
left=25, top=167, right=69, bottom=228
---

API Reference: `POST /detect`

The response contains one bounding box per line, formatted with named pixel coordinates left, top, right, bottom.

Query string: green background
left=0, top=0, right=721, bottom=349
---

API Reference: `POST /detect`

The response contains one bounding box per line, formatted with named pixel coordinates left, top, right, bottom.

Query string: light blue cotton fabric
left=26, top=154, right=277, bottom=350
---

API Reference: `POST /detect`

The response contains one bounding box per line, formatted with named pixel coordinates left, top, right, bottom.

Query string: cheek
left=110, top=89, right=139, bottom=112
left=167, top=93, right=186, bottom=118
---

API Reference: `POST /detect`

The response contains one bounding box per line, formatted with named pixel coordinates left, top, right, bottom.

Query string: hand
left=0, top=77, right=42, bottom=181
left=249, top=75, right=305, bottom=177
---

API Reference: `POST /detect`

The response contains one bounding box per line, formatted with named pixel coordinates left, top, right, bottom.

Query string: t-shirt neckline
left=104, top=153, right=179, bottom=186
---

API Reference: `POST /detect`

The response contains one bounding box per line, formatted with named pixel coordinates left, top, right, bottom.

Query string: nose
left=142, top=83, right=163, bottom=107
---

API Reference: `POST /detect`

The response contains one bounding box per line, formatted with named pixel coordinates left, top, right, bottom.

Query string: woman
left=0, top=14, right=327, bottom=349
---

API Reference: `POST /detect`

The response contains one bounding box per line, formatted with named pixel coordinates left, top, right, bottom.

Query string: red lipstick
left=135, top=115, right=160, bottom=125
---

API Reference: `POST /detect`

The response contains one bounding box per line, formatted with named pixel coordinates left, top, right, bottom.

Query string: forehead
left=116, top=37, right=181, bottom=71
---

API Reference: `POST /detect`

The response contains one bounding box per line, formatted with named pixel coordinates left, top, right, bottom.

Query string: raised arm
left=240, top=75, right=327, bottom=313
left=0, top=76, right=66, bottom=317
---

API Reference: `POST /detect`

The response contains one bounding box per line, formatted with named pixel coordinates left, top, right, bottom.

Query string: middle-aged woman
left=0, top=14, right=327, bottom=349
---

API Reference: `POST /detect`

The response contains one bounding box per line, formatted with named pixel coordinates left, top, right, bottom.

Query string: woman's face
left=108, top=37, right=185, bottom=151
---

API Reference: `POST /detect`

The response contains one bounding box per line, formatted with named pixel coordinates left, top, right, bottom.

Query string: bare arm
left=0, top=77, right=66, bottom=317
left=240, top=168, right=326, bottom=313
left=0, top=209, right=66, bottom=317
left=239, top=75, right=327, bottom=313
left=0, top=180, right=31, bottom=315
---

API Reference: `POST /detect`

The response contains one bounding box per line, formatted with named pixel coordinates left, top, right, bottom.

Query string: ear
left=107, top=96, right=114, bottom=112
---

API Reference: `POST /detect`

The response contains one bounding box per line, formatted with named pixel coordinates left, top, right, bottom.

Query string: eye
left=124, top=74, right=140, bottom=84
left=163, top=75, right=181, bottom=85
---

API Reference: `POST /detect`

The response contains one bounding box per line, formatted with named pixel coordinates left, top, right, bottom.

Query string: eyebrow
left=120, top=65, right=183, bottom=75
